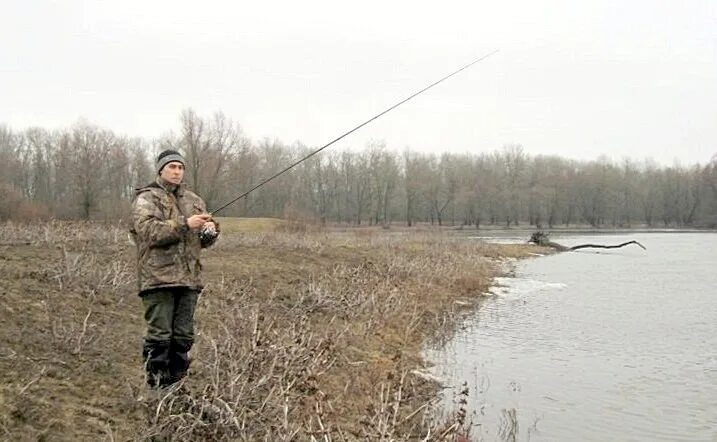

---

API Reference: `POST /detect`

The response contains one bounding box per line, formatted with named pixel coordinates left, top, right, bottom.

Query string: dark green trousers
left=141, top=287, right=199, bottom=386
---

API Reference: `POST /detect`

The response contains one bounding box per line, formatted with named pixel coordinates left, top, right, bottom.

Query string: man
left=130, top=149, right=220, bottom=387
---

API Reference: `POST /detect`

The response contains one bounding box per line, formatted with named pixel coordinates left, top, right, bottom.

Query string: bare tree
left=500, top=145, right=528, bottom=226
left=403, top=150, right=421, bottom=226
left=68, top=122, right=115, bottom=219
left=366, top=143, right=398, bottom=226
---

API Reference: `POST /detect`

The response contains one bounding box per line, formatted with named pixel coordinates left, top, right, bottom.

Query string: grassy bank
left=0, top=220, right=542, bottom=440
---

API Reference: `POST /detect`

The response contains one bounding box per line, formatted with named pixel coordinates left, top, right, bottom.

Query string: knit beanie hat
left=157, top=149, right=185, bottom=174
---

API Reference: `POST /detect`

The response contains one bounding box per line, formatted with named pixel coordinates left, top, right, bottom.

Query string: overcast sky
left=2, top=0, right=716, bottom=165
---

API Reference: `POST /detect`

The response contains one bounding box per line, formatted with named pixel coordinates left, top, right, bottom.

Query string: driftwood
left=528, top=231, right=646, bottom=252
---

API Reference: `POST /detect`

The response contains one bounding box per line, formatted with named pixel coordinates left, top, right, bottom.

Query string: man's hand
left=187, top=214, right=212, bottom=230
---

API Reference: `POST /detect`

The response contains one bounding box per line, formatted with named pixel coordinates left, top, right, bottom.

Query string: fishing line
left=210, top=49, right=499, bottom=215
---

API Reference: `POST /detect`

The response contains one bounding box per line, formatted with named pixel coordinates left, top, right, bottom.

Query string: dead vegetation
left=0, top=220, right=537, bottom=440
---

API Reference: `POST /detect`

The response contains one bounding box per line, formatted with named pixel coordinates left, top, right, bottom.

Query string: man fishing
left=127, top=51, right=495, bottom=389
left=131, top=149, right=220, bottom=387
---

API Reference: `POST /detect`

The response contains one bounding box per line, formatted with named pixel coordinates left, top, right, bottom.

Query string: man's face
left=160, top=161, right=185, bottom=185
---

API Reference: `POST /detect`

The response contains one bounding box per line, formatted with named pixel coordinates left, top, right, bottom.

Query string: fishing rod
left=210, top=49, right=499, bottom=216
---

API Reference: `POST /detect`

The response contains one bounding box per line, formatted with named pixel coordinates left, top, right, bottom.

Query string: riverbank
left=0, top=219, right=542, bottom=440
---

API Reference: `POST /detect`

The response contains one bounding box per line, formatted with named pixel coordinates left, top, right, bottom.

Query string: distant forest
left=2, top=109, right=716, bottom=228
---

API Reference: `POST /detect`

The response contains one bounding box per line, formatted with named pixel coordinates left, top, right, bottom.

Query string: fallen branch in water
left=529, top=231, right=646, bottom=252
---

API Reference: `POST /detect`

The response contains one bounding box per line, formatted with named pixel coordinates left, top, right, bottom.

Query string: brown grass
left=0, top=219, right=543, bottom=441
left=215, top=217, right=287, bottom=234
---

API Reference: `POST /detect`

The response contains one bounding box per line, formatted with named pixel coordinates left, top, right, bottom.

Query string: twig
left=438, top=422, right=459, bottom=440
left=71, top=307, right=93, bottom=355
left=103, top=422, right=115, bottom=442
left=19, top=365, right=47, bottom=395
left=397, top=399, right=437, bottom=426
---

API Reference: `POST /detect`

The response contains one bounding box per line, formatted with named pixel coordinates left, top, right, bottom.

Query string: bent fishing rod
left=210, top=49, right=499, bottom=216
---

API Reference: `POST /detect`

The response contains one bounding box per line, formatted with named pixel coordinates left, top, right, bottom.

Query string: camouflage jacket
left=131, top=178, right=220, bottom=295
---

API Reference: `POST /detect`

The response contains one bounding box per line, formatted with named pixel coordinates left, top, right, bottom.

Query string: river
left=427, top=232, right=717, bottom=441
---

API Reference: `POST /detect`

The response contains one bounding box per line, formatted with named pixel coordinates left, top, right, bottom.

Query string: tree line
left=2, top=109, right=716, bottom=228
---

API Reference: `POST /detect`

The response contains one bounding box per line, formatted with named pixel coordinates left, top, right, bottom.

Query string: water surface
left=428, top=232, right=717, bottom=441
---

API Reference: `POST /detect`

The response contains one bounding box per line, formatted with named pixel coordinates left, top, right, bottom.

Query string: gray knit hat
left=157, top=149, right=185, bottom=174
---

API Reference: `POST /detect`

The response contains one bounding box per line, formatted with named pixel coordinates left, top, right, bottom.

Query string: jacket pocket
left=147, top=247, right=183, bottom=285
left=150, top=248, right=176, bottom=268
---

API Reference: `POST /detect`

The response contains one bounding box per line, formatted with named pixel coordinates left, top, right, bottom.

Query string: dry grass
left=215, top=217, right=287, bottom=234
left=0, top=219, right=542, bottom=441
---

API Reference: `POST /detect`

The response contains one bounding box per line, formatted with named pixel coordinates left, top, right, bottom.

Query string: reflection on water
left=427, top=233, right=717, bottom=442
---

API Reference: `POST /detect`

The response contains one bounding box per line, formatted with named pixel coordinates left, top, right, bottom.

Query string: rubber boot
left=143, top=340, right=170, bottom=388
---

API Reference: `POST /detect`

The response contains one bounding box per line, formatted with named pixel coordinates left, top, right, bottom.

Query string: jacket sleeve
left=132, top=191, right=186, bottom=248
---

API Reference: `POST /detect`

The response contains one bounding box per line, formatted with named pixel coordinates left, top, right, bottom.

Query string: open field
left=0, top=220, right=543, bottom=441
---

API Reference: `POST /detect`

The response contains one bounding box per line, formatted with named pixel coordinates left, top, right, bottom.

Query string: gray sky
left=2, top=0, right=716, bottom=165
